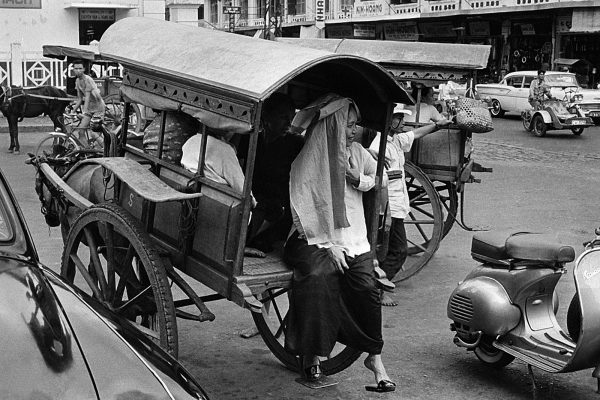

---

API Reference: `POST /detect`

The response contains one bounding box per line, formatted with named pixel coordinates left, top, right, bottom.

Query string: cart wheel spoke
left=103, top=222, right=116, bottom=301
left=83, top=226, right=109, bottom=296
left=61, top=203, right=178, bottom=356
left=70, top=253, right=103, bottom=300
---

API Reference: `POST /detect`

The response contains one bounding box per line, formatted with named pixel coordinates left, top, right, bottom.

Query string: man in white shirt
left=404, top=86, right=445, bottom=124
left=369, top=108, right=450, bottom=306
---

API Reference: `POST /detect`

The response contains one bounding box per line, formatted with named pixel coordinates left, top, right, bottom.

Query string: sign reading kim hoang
left=1, top=0, right=41, bottom=8
left=353, top=0, right=389, bottom=17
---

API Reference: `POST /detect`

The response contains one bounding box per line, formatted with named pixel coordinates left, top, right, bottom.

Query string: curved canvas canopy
left=99, top=17, right=410, bottom=132
left=43, top=44, right=101, bottom=61
left=277, top=38, right=490, bottom=70
left=278, top=37, right=491, bottom=85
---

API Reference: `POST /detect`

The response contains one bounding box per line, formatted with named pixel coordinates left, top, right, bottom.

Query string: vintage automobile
left=0, top=167, right=209, bottom=399
left=477, top=70, right=600, bottom=122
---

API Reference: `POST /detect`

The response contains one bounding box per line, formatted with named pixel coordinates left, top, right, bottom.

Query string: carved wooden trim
left=123, top=70, right=255, bottom=125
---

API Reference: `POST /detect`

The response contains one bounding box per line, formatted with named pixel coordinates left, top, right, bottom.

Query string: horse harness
left=0, top=86, right=73, bottom=121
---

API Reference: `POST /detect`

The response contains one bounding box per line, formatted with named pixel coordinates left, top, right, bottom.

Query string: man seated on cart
left=244, top=92, right=304, bottom=253
left=284, top=94, right=395, bottom=393
left=404, top=86, right=445, bottom=124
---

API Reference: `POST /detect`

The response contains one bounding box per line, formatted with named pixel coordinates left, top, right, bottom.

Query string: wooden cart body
left=36, top=17, right=411, bottom=370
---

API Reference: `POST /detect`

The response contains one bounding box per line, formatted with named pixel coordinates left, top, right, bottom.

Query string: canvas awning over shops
left=570, top=9, right=600, bottom=33
left=64, top=2, right=137, bottom=8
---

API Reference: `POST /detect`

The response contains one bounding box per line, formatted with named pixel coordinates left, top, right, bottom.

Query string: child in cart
left=368, top=105, right=450, bottom=306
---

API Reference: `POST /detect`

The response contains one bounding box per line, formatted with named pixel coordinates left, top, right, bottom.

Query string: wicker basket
left=456, top=97, right=488, bottom=111
left=455, top=106, right=493, bottom=133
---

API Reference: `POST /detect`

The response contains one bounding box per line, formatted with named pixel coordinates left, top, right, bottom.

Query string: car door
left=517, top=75, right=534, bottom=112
left=503, top=75, right=524, bottom=112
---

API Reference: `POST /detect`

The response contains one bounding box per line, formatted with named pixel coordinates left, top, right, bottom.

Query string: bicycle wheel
left=104, top=96, right=143, bottom=134
left=35, top=134, right=82, bottom=161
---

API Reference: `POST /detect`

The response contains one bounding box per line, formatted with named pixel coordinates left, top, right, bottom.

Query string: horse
left=0, top=84, right=70, bottom=154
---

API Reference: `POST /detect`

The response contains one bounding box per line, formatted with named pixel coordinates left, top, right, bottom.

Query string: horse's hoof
left=13, top=150, right=20, bottom=155
left=6, top=149, right=13, bottom=154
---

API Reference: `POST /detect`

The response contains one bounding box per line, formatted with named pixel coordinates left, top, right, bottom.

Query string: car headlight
left=568, top=107, right=578, bottom=114
left=573, top=94, right=583, bottom=102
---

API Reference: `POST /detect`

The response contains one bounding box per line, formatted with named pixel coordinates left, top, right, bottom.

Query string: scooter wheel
left=474, top=335, right=515, bottom=368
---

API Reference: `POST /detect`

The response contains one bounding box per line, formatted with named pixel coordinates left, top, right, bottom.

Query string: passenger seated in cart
left=284, top=94, right=395, bottom=393
left=368, top=107, right=451, bottom=307
left=181, top=128, right=266, bottom=258
left=181, top=127, right=256, bottom=207
left=404, top=87, right=445, bottom=124
left=244, top=92, right=304, bottom=253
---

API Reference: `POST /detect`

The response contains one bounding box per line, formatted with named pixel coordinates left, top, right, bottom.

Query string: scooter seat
left=472, top=231, right=575, bottom=264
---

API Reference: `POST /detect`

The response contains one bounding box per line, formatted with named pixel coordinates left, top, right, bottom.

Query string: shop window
left=78, top=9, right=115, bottom=45
left=340, top=0, right=353, bottom=11
left=210, top=0, right=218, bottom=24
left=239, top=0, right=247, bottom=19
left=287, top=0, right=305, bottom=15
left=255, top=0, right=265, bottom=19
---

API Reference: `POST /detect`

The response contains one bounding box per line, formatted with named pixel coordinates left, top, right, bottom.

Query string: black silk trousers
left=283, top=234, right=383, bottom=357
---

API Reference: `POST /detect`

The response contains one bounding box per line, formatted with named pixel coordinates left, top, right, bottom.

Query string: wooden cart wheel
left=104, top=96, right=143, bottom=135
left=61, top=202, right=178, bottom=356
left=252, top=287, right=362, bottom=375
left=434, top=181, right=459, bottom=238
left=391, top=162, right=444, bottom=282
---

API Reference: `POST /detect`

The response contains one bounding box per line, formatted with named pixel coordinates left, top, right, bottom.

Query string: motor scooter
left=447, top=228, right=600, bottom=393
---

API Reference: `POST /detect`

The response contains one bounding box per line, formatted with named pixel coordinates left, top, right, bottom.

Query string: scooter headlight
left=573, top=94, right=584, bottom=102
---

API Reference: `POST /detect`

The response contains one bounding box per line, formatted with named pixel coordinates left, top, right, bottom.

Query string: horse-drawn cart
left=42, top=44, right=144, bottom=134
left=279, top=38, right=494, bottom=280
left=34, top=17, right=410, bottom=375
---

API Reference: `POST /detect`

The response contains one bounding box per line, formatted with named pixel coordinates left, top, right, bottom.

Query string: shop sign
left=520, top=23, right=535, bottom=35
left=315, top=0, right=325, bottom=29
left=353, top=0, right=389, bottom=17
left=80, top=9, right=116, bottom=21
left=0, top=0, right=41, bottom=8
left=384, top=22, right=418, bottom=41
left=327, top=25, right=353, bottom=38
left=419, top=22, right=456, bottom=38
left=469, top=21, right=490, bottom=36
left=353, top=23, right=376, bottom=38
left=556, top=15, right=572, bottom=33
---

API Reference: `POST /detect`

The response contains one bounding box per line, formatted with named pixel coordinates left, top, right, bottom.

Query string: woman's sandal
left=365, top=379, right=396, bottom=393
left=300, top=358, right=323, bottom=382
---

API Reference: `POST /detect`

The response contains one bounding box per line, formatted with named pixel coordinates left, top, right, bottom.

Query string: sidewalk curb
left=0, top=126, right=55, bottom=134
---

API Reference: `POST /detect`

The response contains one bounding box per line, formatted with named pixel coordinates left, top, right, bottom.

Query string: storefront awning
left=64, top=2, right=138, bottom=9
left=570, top=9, right=600, bottom=33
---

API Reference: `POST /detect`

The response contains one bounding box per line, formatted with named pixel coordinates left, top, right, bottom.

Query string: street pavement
left=1, top=116, right=600, bottom=399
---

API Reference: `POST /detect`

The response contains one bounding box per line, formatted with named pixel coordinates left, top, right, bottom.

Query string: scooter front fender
left=533, top=110, right=553, bottom=124
left=448, top=276, right=521, bottom=336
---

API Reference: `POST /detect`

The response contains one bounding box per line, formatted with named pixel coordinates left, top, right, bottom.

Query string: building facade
left=2, top=0, right=600, bottom=87
left=214, top=0, right=600, bottom=85
left=0, top=0, right=199, bottom=87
